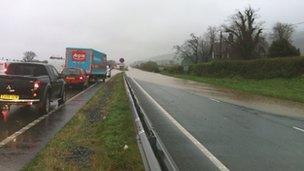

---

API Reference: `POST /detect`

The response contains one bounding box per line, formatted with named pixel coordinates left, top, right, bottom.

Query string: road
left=126, top=68, right=304, bottom=171
left=0, top=70, right=119, bottom=170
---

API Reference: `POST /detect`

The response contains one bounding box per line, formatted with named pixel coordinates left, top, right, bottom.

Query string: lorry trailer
left=65, top=48, right=107, bottom=82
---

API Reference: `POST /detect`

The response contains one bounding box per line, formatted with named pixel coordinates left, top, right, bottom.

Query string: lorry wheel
left=58, top=88, right=66, bottom=106
left=38, top=92, right=50, bottom=114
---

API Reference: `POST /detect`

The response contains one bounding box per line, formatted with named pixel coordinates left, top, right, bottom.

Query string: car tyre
left=58, top=87, right=66, bottom=106
left=38, top=92, right=50, bottom=114
left=82, top=80, right=89, bottom=90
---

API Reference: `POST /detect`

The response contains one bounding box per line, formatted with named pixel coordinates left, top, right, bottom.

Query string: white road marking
left=138, top=130, right=145, bottom=135
left=130, top=77, right=229, bottom=171
left=293, top=126, right=304, bottom=133
left=0, top=83, right=98, bottom=148
left=209, top=98, right=221, bottom=103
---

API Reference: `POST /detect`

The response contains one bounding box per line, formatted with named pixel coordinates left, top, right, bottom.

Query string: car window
left=51, top=66, right=59, bottom=77
left=6, top=63, right=48, bottom=76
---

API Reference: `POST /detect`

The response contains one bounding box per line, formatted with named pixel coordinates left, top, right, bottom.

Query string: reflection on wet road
left=0, top=85, right=101, bottom=170
left=0, top=70, right=120, bottom=170
left=0, top=88, right=80, bottom=142
left=126, top=68, right=304, bottom=171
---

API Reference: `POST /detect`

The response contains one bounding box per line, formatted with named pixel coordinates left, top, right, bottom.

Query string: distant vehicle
left=65, top=48, right=107, bottom=82
left=0, top=62, right=66, bottom=114
left=118, top=63, right=125, bottom=70
left=62, top=68, right=89, bottom=89
left=106, top=65, right=111, bottom=78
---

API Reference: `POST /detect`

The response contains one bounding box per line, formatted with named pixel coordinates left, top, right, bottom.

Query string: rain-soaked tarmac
left=126, top=68, right=304, bottom=171
left=0, top=71, right=119, bottom=170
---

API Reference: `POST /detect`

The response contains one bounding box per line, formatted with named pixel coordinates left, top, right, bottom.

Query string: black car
left=0, top=62, right=66, bottom=114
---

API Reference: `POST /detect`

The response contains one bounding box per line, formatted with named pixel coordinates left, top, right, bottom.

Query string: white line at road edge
left=130, top=77, right=229, bottom=171
left=0, top=83, right=98, bottom=148
left=293, top=126, right=304, bottom=133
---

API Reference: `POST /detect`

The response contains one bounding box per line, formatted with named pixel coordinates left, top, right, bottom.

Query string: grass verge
left=23, top=73, right=144, bottom=171
left=164, top=73, right=304, bottom=103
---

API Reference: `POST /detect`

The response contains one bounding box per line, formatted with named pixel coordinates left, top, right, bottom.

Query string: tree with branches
left=223, top=6, right=264, bottom=59
left=174, top=33, right=201, bottom=63
left=268, top=22, right=300, bottom=57
left=23, top=51, right=37, bottom=62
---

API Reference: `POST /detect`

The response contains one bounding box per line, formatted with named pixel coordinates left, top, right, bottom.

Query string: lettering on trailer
left=72, top=50, right=86, bottom=62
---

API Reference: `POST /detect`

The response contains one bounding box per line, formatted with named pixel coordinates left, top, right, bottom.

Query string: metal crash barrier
left=124, top=75, right=178, bottom=171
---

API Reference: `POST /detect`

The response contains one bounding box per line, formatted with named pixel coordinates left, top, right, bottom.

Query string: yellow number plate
left=0, top=94, right=19, bottom=100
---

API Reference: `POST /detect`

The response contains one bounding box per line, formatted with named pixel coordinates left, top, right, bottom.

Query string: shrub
left=268, top=39, right=300, bottom=57
left=189, top=56, right=304, bottom=79
left=163, top=65, right=184, bottom=74
left=137, top=61, right=160, bottom=73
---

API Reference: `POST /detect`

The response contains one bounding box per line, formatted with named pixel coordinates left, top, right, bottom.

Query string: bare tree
left=174, top=33, right=202, bottom=63
left=205, top=26, right=218, bottom=58
left=223, top=6, right=264, bottom=59
left=268, top=22, right=299, bottom=57
left=271, top=22, right=294, bottom=42
left=23, top=51, right=37, bottom=62
left=174, top=44, right=193, bottom=63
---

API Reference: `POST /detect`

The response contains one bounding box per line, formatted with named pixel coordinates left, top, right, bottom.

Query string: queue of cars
left=0, top=47, right=112, bottom=115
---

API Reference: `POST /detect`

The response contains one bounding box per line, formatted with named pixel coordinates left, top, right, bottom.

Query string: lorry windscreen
left=6, top=63, right=48, bottom=76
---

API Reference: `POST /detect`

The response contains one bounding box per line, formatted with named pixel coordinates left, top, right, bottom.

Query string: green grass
left=23, top=74, right=144, bottom=171
left=165, top=73, right=304, bottom=103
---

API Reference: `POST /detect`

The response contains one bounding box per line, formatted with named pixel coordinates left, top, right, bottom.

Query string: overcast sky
left=0, top=0, right=303, bottom=62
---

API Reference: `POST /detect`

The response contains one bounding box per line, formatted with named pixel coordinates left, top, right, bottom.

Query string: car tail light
left=79, top=76, right=83, bottom=80
left=33, top=80, right=41, bottom=90
left=4, top=63, right=8, bottom=73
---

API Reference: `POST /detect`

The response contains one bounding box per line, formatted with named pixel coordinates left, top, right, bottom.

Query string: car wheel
left=83, top=80, right=89, bottom=89
left=38, top=92, right=50, bottom=114
left=58, top=88, right=66, bottom=106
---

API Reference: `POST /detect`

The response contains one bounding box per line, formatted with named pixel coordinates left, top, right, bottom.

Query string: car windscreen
left=6, top=63, right=48, bottom=76
left=62, top=68, right=81, bottom=75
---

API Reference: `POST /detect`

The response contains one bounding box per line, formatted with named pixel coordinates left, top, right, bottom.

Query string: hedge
left=188, top=56, right=304, bottom=79
left=136, top=61, right=160, bottom=73
left=163, top=65, right=184, bottom=74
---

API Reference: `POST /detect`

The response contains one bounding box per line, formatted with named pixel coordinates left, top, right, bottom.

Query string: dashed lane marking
left=209, top=98, right=221, bottom=103
left=293, top=126, right=304, bottom=133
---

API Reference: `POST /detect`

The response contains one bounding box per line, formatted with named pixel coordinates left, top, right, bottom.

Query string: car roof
left=9, top=62, right=48, bottom=66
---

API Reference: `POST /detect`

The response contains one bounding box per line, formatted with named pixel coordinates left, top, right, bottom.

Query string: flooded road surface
left=127, top=68, right=304, bottom=119
left=0, top=70, right=120, bottom=170
left=126, top=68, right=304, bottom=171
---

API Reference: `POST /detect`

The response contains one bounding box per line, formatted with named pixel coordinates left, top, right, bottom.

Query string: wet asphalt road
left=127, top=68, right=304, bottom=171
left=0, top=70, right=119, bottom=170
left=0, top=88, right=80, bottom=142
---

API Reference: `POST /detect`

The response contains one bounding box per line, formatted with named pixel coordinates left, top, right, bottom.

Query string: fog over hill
left=148, top=53, right=180, bottom=65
